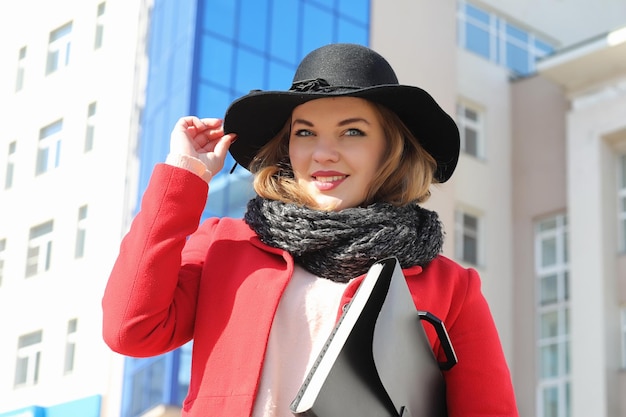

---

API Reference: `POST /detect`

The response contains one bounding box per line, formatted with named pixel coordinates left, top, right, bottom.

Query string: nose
left=312, top=136, right=339, bottom=163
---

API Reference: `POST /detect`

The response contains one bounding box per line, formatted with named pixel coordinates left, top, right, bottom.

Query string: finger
left=199, top=133, right=235, bottom=155
left=199, top=118, right=223, bottom=128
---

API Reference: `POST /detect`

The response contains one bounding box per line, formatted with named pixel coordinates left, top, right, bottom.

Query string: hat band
left=289, top=78, right=361, bottom=93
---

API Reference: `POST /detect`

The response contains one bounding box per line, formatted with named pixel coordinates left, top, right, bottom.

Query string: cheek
left=288, top=141, right=305, bottom=175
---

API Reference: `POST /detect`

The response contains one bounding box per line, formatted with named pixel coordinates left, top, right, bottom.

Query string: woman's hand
left=169, top=116, right=236, bottom=175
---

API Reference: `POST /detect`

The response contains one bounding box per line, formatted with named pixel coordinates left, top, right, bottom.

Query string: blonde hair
left=249, top=101, right=438, bottom=208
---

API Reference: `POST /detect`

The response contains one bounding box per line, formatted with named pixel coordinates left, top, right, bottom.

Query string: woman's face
left=288, top=97, right=387, bottom=211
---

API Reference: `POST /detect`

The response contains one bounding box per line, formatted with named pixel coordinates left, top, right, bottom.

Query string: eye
left=294, top=129, right=314, bottom=137
left=344, top=128, right=365, bottom=136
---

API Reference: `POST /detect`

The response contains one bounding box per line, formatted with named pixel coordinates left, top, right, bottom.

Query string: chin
left=313, top=197, right=343, bottom=211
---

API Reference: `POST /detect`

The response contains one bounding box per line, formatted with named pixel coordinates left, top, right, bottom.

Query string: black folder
left=290, top=257, right=457, bottom=417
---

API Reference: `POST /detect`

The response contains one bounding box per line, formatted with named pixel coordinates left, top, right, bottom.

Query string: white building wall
left=455, top=49, right=515, bottom=360
left=566, top=84, right=626, bottom=417
left=0, top=0, right=147, bottom=415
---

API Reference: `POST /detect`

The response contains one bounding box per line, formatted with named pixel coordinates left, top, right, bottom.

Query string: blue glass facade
left=126, top=1, right=370, bottom=416
left=0, top=396, right=101, bottom=417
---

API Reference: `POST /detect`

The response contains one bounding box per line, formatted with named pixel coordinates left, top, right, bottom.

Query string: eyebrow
left=291, top=117, right=371, bottom=127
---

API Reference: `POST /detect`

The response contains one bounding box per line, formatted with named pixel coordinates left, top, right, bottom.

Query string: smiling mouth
left=314, top=175, right=347, bottom=182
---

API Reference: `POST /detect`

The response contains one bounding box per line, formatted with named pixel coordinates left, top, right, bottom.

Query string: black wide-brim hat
left=224, top=43, right=460, bottom=183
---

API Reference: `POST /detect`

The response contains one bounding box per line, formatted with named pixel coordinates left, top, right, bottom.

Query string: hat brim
left=223, top=84, right=459, bottom=182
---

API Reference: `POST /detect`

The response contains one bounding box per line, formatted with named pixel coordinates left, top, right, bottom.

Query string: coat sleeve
left=101, top=164, right=210, bottom=357
left=443, top=267, right=519, bottom=417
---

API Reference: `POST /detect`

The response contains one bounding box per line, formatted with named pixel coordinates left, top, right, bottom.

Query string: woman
left=102, top=43, right=519, bottom=417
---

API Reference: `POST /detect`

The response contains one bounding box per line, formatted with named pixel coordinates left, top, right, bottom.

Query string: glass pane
left=41, top=120, right=63, bottom=138
left=539, top=218, right=557, bottom=232
left=464, top=128, right=478, bottom=156
left=19, top=330, right=42, bottom=347
left=465, top=3, right=490, bottom=24
left=541, top=236, right=557, bottom=267
left=67, top=318, right=78, bottom=333
left=238, top=0, right=269, bottom=50
left=338, top=0, right=369, bottom=23
left=506, top=22, right=528, bottom=42
left=463, top=235, right=478, bottom=264
left=540, top=345, right=558, bottom=378
left=464, top=107, right=478, bottom=121
left=540, top=311, right=559, bottom=338
left=46, top=50, right=59, bottom=74
left=540, top=311, right=561, bottom=339
left=30, top=221, right=53, bottom=239
left=466, top=23, right=490, bottom=59
left=542, top=386, right=558, bottom=417
left=534, top=39, right=554, bottom=57
left=506, top=42, right=529, bottom=75
left=540, top=275, right=558, bottom=305
left=301, top=3, right=333, bottom=54
left=64, top=342, right=75, bottom=372
left=235, top=49, right=265, bottom=93
left=14, top=357, right=28, bottom=385
left=50, top=22, right=72, bottom=42
left=463, top=214, right=478, bottom=231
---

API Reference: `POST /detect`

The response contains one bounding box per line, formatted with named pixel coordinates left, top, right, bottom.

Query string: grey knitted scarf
left=244, top=196, right=444, bottom=282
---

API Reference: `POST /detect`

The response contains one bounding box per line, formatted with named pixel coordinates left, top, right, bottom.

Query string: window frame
left=15, top=46, right=27, bottom=92
left=36, top=119, right=63, bottom=176
left=456, top=101, right=486, bottom=159
left=64, top=318, right=78, bottom=374
left=534, top=214, right=570, bottom=417
left=14, top=330, right=43, bottom=388
left=454, top=209, right=482, bottom=266
left=94, top=2, right=106, bottom=49
left=75, top=205, right=88, bottom=258
left=5, top=141, right=17, bottom=189
left=25, top=220, right=54, bottom=278
left=46, top=21, right=73, bottom=75
left=85, top=102, right=97, bottom=152
left=457, top=0, right=555, bottom=75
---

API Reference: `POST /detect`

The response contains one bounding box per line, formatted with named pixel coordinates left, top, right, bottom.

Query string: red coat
left=102, top=164, right=519, bottom=417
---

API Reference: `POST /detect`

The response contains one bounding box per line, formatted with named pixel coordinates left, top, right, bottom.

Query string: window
left=25, top=220, right=54, bottom=277
left=85, top=102, right=97, bottom=152
left=36, top=119, right=63, bottom=175
left=457, top=1, right=555, bottom=75
left=0, top=238, right=6, bottom=287
left=46, top=22, right=72, bottom=75
left=15, top=46, right=27, bottom=92
left=617, top=154, right=626, bottom=252
left=75, top=205, right=88, bottom=258
left=64, top=319, right=78, bottom=374
left=455, top=210, right=481, bottom=265
left=14, top=330, right=43, bottom=387
left=457, top=102, right=485, bottom=158
left=535, top=214, right=570, bottom=417
left=94, top=2, right=106, bottom=49
left=5, top=141, right=16, bottom=189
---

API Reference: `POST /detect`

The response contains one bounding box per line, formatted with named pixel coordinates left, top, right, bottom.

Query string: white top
left=251, top=265, right=349, bottom=417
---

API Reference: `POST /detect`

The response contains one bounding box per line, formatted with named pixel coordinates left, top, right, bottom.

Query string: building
left=0, top=1, right=625, bottom=417
left=512, top=26, right=626, bottom=417
left=0, top=0, right=148, bottom=416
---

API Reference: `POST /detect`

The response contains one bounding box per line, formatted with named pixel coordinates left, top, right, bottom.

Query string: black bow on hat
left=224, top=43, right=460, bottom=183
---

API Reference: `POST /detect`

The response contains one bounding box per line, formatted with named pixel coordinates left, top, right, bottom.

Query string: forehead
left=291, top=96, right=379, bottom=119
